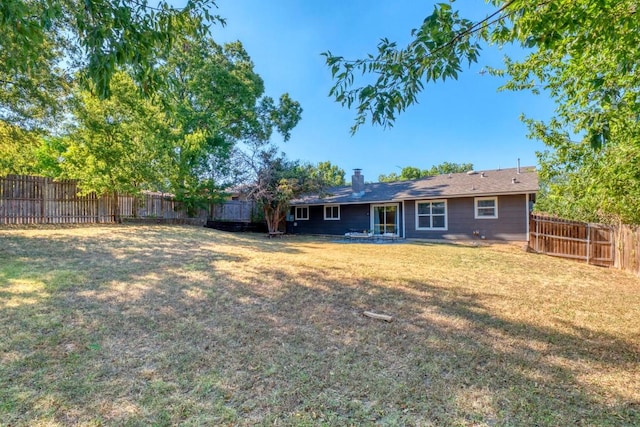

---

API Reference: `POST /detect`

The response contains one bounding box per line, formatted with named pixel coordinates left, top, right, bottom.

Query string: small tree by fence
left=0, top=174, right=254, bottom=225
left=529, top=214, right=640, bottom=276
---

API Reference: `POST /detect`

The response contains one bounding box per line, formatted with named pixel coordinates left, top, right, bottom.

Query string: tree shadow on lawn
left=251, top=270, right=640, bottom=425
left=0, top=226, right=307, bottom=289
left=0, top=230, right=638, bottom=426
left=0, top=229, right=252, bottom=424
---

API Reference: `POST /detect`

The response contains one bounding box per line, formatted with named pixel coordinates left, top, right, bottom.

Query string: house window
left=324, top=205, right=340, bottom=220
left=475, top=197, right=498, bottom=219
left=416, top=200, right=447, bottom=230
left=295, top=206, right=309, bottom=220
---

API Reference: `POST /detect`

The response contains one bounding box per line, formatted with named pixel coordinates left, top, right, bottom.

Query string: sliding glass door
left=371, top=204, right=398, bottom=234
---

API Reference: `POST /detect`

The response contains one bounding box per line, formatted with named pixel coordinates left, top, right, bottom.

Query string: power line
left=336, top=1, right=554, bottom=65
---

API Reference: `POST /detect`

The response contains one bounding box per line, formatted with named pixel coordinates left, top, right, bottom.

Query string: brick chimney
left=352, top=169, right=365, bottom=197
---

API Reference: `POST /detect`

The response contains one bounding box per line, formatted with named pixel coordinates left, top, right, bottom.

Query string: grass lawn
left=1, top=225, right=639, bottom=426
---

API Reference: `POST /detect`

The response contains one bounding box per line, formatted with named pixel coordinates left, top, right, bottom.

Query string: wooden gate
left=529, top=214, right=614, bottom=267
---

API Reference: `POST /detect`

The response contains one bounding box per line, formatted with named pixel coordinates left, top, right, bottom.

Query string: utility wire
left=337, top=0, right=553, bottom=64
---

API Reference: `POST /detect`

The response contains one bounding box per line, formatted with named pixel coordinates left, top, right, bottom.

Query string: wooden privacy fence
left=118, top=191, right=208, bottom=223
left=615, top=224, right=640, bottom=276
left=529, top=214, right=614, bottom=267
left=0, top=175, right=252, bottom=225
left=0, top=175, right=114, bottom=224
left=211, top=200, right=255, bottom=222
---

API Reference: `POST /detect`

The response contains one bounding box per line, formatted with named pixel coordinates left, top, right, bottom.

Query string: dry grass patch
left=0, top=225, right=639, bottom=426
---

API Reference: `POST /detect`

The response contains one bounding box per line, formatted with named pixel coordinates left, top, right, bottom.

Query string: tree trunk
left=263, top=206, right=275, bottom=233
left=112, top=190, right=121, bottom=223
left=132, top=193, right=138, bottom=218
left=264, top=203, right=285, bottom=233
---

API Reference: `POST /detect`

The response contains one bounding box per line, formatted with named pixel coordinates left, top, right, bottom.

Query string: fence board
left=0, top=175, right=250, bottom=226
left=529, top=214, right=614, bottom=267
left=212, top=200, right=254, bottom=222
left=615, top=224, right=640, bottom=276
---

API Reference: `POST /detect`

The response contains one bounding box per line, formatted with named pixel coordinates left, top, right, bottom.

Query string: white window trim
left=475, top=196, right=498, bottom=219
left=323, top=205, right=340, bottom=221
left=415, top=199, right=448, bottom=230
left=295, top=206, right=309, bottom=220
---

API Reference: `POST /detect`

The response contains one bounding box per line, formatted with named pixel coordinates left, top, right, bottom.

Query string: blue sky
left=208, top=0, right=554, bottom=182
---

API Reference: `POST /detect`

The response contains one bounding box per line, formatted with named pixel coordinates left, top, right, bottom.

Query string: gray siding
left=290, top=195, right=528, bottom=240
left=289, top=204, right=370, bottom=235
left=289, top=203, right=405, bottom=237
left=405, top=195, right=529, bottom=241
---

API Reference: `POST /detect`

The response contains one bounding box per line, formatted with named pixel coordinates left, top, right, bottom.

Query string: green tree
left=378, top=162, right=473, bottom=182
left=156, top=32, right=302, bottom=214
left=248, top=149, right=322, bottom=234
left=532, top=124, right=640, bottom=225
left=0, top=122, right=41, bottom=175
left=0, top=120, right=72, bottom=177
left=1, top=0, right=218, bottom=127
left=0, top=13, right=67, bottom=129
left=60, top=72, right=171, bottom=222
left=0, top=121, right=67, bottom=177
left=378, top=172, right=400, bottom=183
left=399, top=166, right=423, bottom=181
left=324, top=0, right=640, bottom=223
left=307, top=161, right=346, bottom=186
left=425, top=161, right=473, bottom=176
left=33, top=136, right=67, bottom=178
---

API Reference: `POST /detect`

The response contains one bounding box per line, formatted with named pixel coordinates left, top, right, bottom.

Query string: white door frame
left=370, top=203, right=400, bottom=235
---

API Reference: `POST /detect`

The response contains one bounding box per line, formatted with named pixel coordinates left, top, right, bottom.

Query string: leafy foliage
left=304, top=161, right=346, bottom=187
left=0, top=2, right=68, bottom=129
left=156, top=32, right=302, bottom=213
left=323, top=2, right=486, bottom=134
left=325, top=0, right=640, bottom=223
left=0, top=122, right=43, bottom=175
left=532, top=121, right=640, bottom=225
left=378, top=162, right=473, bottom=182
left=58, top=72, right=173, bottom=220
left=501, top=0, right=640, bottom=224
left=0, top=0, right=219, bottom=127
left=247, top=149, right=324, bottom=233
left=2, top=11, right=303, bottom=221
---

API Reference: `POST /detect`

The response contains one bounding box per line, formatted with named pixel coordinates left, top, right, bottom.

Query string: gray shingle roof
left=292, top=167, right=538, bottom=205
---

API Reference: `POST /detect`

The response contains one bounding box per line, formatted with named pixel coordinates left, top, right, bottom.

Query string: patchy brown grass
left=0, top=225, right=639, bottom=426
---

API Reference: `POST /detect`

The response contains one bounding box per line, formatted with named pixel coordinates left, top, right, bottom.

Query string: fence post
left=586, top=223, right=591, bottom=264
left=534, top=217, right=540, bottom=252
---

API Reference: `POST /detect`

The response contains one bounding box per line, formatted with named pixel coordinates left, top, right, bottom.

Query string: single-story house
left=289, top=167, right=538, bottom=241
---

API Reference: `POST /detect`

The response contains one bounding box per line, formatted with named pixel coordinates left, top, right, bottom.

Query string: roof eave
left=290, top=188, right=539, bottom=206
